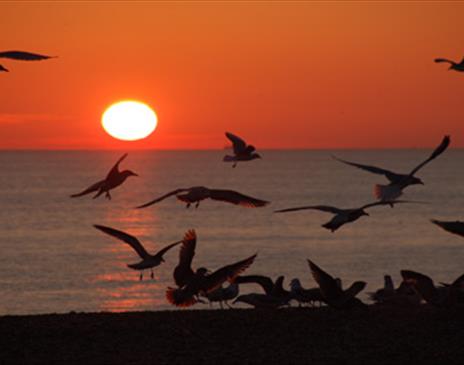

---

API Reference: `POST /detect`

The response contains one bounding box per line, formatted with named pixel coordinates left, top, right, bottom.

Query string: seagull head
left=123, top=170, right=138, bottom=178
left=410, top=176, right=424, bottom=185
left=196, top=267, right=209, bottom=276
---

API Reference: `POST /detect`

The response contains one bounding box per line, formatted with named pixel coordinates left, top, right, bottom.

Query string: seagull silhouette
left=289, top=278, right=324, bottom=307
left=71, top=153, right=137, bottom=200
left=136, top=186, right=269, bottom=209
left=368, top=275, right=421, bottom=306
left=275, top=200, right=412, bottom=232
left=166, top=229, right=256, bottom=307
left=223, top=132, right=261, bottom=168
left=307, top=259, right=367, bottom=309
left=205, top=283, right=239, bottom=309
left=431, top=219, right=464, bottom=238
left=333, top=135, right=450, bottom=201
left=94, top=225, right=182, bottom=280
left=435, top=57, right=464, bottom=72
left=0, top=50, right=56, bottom=72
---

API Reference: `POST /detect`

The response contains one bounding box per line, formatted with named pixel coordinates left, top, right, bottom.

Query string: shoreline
left=2, top=305, right=463, bottom=364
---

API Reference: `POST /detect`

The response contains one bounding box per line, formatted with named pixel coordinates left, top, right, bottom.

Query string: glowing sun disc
left=102, top=101, right=158, bottom=141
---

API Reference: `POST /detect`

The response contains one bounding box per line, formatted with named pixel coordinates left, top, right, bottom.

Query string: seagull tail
left=223, top=155, right=236, bottom=162
left=166, top=288, right=198, bottom=307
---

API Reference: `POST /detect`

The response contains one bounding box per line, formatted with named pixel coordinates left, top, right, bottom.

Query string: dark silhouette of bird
left=333, top=135, right=450, bottom=201
left=431, top=219, right=464, bottom=238
left=307, top=259, right=367, bottom=309
left=205, top=283, right=239, bottom=309
left=233, top=293, right=289, bottom=309
left=234, top=274, right=292, bottom=301
left=289, top=278, right=324, bottom=307
left=368, top=275, right=421, bottom=306
left=166, top=229, right=256, bottom=307
left=435, top=57, right=464, bottom=72
left=0, top=50, right=56, bottom=72
left=275, top=200, right=410, bottom=232
left=401, top=270, right=464, bottom=307
left=136, top=186, right=269, bottom=209
left=223, top=132, right=261, bottom=168
left=71, top=153, right=137, bottom=200
left=94, top=225, right=182, bottom=280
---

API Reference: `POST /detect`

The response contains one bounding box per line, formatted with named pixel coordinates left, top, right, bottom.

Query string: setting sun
left=101, top=101, right=157, bottom=141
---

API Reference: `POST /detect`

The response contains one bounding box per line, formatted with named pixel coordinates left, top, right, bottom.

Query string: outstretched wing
left=332, top=155, right=401, bottom=183
left=0, top=51, right=55, bottom=61
left=234, top=275, right=275, bottom=295
left=70, top=179, right=105, bottom=198
left=344, top=281, right=366, bottom=298
left=209, top=189, right=269, bottom=208
left=136, top=188, right=188, bottom=209
left=202, top=254, right=257, bottom=293
left=225, top=132, right=247, bottom=155
left=93, top=224, right=149, bottom=259
left=434, top=58, right=454, bottom=64
left=361, top=199, right=425, bottom=210
left=275, top=205, right=343, bottom=214
left=431, top=219, right=464, bottom=238
left=154, top=240, right=183, bottom=259
left=307, top=259, right=342, bottom=301
left=409, top=135, right=450, bottom=176
left=173, top=230, right=197, bottom=287
left=105, top=153, right=128, bottom=181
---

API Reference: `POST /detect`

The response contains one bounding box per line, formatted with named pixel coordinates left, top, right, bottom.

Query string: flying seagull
left=166, top=229, right=256, bottom=307
left=136, top=186, right=269, bottom=209
left=223, top=132, right=261, bottom=168
left=275, top=200, right=412, bottom=232
left=94, top=225, right=182, bottom=280
left=71, top=153, right=137, bottom=200
left=333, top=135, right=450, bottom=201
left=431, top=219, right=464, bottom=238
left=0, top=50, right=56, bottom=72
left=307, top=259, right=367, bottom=309
left=434, top=57, right=464, bottom=72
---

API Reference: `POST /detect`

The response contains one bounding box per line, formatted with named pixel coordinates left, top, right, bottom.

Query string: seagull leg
left=186, top=203, right=191, bottom=209
left=226, top=301, right=232, bottom=309
left=139, top=272, right=143, bottom=281
left=105, top=191, right=112, bottom=200
left=150, top=269, right=154, bottom=279
left=233, top=162, right=237, bottom=168
left=195, top=201, right=200, bottom=208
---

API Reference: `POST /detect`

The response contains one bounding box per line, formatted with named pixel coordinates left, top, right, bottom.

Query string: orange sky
left=1, top=2, right=463, bottom=149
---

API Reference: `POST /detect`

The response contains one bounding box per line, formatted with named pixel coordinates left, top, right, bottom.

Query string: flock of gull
left=4, top=49, right=464, bottom=310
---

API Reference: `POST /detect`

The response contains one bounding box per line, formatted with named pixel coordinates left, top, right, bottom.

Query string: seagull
left=431, top=219, right=464, bottom=238
left=71, top=153, right=137, bottom=200
left=368, top=275, right=421, bottom=306
left=275, top=200, right=411, bottom=232
left=136, top=186, right=269, bottom=209
left=204, top=283, right=239, bottom=309
left=166, top=229, right=256, bottom=307
left=0, top=50, right=56, bottom=72
left=434, top=57, right=464, bottom=72
left=333, top=135, right=450, bottom=201
left=94, top=225, right=182, bottom=280
left=223, top=132, right=261, bottom=168
left=289, top=278, right=324, bottom=307
left=307, top=259, right=367, bottom=309
left=235, top=274, right=291, bottom=300
left=401, top=270, right=464, bottom=307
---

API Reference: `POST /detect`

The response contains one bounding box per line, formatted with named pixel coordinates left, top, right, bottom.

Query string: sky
left=1, top=1, right=463, bottom=150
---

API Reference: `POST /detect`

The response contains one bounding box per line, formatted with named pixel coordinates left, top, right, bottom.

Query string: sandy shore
left=1, top=305, right=463, bottom=364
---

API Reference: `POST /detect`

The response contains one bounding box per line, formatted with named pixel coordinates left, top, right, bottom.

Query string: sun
left=101, top=100, right=158, bottom=141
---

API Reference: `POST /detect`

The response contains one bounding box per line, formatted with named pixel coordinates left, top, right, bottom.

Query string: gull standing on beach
left=434, top=57, right=464, bottom=72
left=0, top=50, right=56, bottom=72
left=136, top=186, right=269, bottom=209
left=333, top=135, right=450, bottom=201
left=71, top=153, right=137, bottom=200
left=275, top=201, right=410, bottom=232
left=166, top=229, right=256, bottom=307
left=94, top=225, right=182, bottom=280
left=223, top=132, right=261, bottom=168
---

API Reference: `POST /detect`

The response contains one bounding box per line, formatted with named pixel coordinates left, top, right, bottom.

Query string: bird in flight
left=333, top=135, right=450, bottom=201
left=223, top=132, right=261, bottom=168
left=307, top=259, right=367, bottom=309
left=431, top=219, right=464, bottom=238
left=274, top=200, right=411, bottom=232
left=136, top=186, right=269, bottom=209
left=166, top=229, right=257, bottom=307
left=434, top=57, right=464, bottom=72
left=0, top=50, right=56, bottom=72
left=94, top=225, right=182, bottom=280
left=71, top=153, right=137, bottom=200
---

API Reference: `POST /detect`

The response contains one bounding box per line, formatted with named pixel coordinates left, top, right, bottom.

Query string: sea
left=0, top=150, right=462, bottom=315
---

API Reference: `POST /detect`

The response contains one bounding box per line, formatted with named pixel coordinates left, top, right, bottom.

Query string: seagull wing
left=105, top=153, right=128, bottom=180
left=450, top=274, right=464, bottom=289
left=202, top=254, right=257, bottom=293
left=360, top=199, right=424, bottom=210
left=93, top=225, right=149, bottom=259
left=401, top=270, right=436, bottom=303
left=0, top=50, right=55, bottom=61
left=332, top=155, right=400, bottom=183
left=344, top=281, right=366, bottom=298
left=234, top=275, right=275, bottom=295
left=307, top=259, right=343, bottom=301
left=225, top=132, right=247, bottom=154
left=173, top=229, right=197, bottom=287
left=431, top=219, right=464, bottom=237
left=409, top=135, right=450, bottom=176
left=70, top=179, right=106, bottom=198
left=209, top=189, right=269, bottom=207
left=154, top=240, right=183, bottom=259
left=434, top=58, right=454, bottom=64
left=136, top=188, right=188, bottom=209
left=275, top=205, right=343, bottom=214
